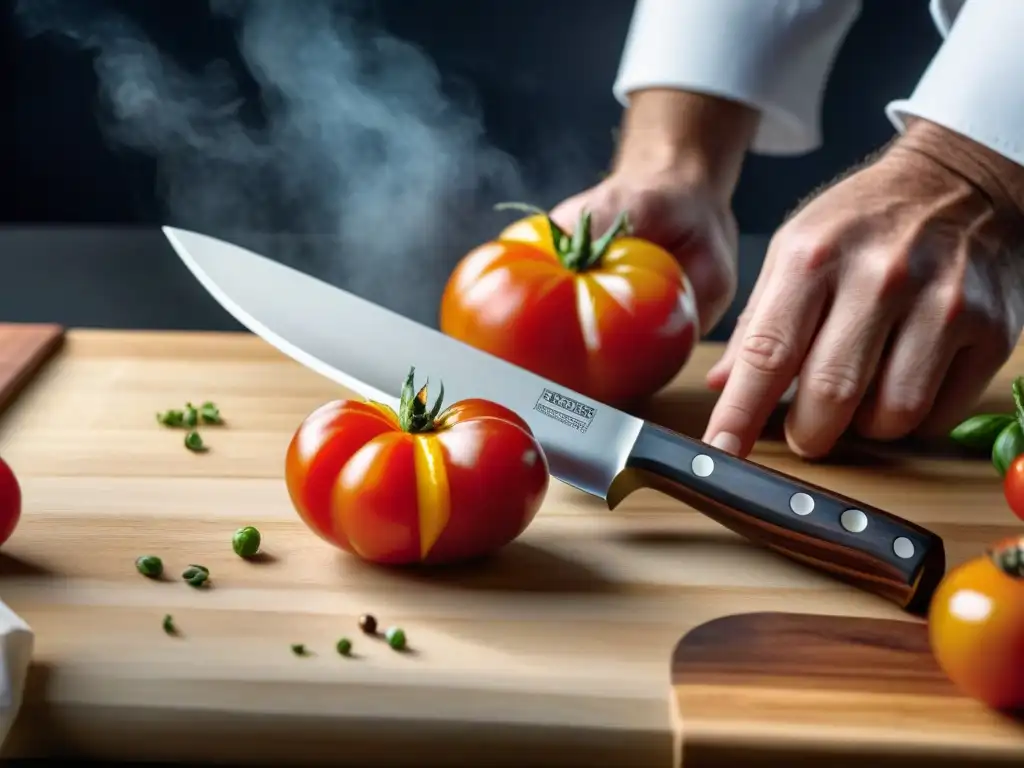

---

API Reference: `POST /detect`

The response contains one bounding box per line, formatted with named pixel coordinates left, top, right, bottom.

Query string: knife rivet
left=691, top=454, right=715, bottom=477
left=893, top=537, right=915, bottom=559
left=789, top=492, right=815, bottom=516
left=840, top=509, right=868, bottom=534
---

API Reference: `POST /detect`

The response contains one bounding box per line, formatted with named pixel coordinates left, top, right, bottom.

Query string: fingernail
left=709, top=432, right=741, bottom=455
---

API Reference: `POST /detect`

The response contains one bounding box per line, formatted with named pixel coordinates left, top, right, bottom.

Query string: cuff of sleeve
left=613, top=0, right=860, bottom=156
left=886, top=0, right=1024, bottom=168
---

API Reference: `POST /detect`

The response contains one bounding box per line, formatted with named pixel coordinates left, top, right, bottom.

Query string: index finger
left=702, top=267, right=827, bottom=456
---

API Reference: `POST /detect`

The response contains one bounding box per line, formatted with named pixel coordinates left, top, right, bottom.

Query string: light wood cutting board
left=1, top=329, right=1023, bottom=766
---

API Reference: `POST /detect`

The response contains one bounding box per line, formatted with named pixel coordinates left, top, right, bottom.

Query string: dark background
left=0, top=0, right=943, bottom=340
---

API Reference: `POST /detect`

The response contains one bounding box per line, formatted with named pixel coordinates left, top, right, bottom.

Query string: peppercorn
left=385, top=626, right=406, bottom=651
left=291, top=643, right=307, bottom=656
left=358, top=614, right=377, bottom=635
left=336, top=637, right=352, bottom=656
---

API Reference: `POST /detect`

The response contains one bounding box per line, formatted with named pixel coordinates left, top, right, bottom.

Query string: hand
left=550, top=90, right=759, bottom=335
left=549, top=168, right=738, bottom=335
left=703, top=119, right=1024, bottom=459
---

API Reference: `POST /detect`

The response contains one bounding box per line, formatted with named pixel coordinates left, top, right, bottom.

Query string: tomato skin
left=1004, top=455, right=1024, bottom=521
left=0, top=456, right=20, bottom=548
left=0, top=457, right=20, bottom=549
left=439, top=213, right=698, bottom=405
left=928, top=540, right=1024, bottom=711
left=285, top=396, right=549, bottom=565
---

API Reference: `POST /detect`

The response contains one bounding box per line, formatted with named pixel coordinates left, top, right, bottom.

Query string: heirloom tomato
left=439, top=203, right=698, bottom=405
left=928, top=535, right=1024, bottom=711
left=0, top=456, right=21, bottom=548
left=285, top=367, right=549, bottom=565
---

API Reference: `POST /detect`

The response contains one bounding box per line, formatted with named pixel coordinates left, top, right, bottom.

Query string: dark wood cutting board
left=671, top=612, right=1024, bottom=768
left=0, top=323, right=64, bottom=416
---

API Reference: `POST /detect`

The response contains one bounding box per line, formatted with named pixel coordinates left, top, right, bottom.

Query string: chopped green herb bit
left=157, top=410, right=185, bottom=427
left=182, top=564, right=209, bottom=588
left=336, top=637, right=352, bottom=656
left=199, top=401, right=223, bottom=424
left=162, top=614, right=176, bottom=634
left=184, top=430, right=206, bottom=452
left=291, top=643, right=307, bottom=656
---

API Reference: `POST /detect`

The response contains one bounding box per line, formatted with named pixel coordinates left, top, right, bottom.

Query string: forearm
left=614, top=90, right=759, bottom=203
left=894, top=118, right=1024, bottom=225
left=887, top=0, right=1024, bottom=200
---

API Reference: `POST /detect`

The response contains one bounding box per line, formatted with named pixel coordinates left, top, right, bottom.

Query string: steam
left=13, top=0, right=572, bottom=321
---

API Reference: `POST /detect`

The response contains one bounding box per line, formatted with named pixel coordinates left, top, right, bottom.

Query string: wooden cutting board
left=0, top=324, right=64, bottom=416
left=671, top=612, right=1024, bottom=768
left=2, top=329, right=1024, bottom=766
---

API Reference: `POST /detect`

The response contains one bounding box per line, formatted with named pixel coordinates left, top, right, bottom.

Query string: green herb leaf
left=1013, top=377, right=1024, bottom=432
left=992, top=421, right=1024, bottom=476
left=291, top=643, right=307, bottom=656
left=162, top=614, right=176, bottom=635
left=184, top=402, right=199, bottom=428
left=949, top=414, right=1016, bottom=453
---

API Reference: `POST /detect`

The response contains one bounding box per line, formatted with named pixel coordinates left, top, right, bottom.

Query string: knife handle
left=608, top=423, right=946, bottom=615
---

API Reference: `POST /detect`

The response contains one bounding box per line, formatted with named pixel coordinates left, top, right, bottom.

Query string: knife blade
left=163, top=226, right=945, bottom=614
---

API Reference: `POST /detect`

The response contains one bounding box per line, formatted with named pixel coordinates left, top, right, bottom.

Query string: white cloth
left=615, top=0, right=1024, bottom=167
left=0, top=600, right=33, bottom=749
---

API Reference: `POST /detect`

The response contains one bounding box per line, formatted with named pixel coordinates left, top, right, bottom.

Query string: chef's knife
left=163, top=227, right=946, bottom=614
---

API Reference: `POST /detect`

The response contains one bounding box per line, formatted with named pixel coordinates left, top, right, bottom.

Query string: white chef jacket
left=614, top=0, right=1024, bottom=167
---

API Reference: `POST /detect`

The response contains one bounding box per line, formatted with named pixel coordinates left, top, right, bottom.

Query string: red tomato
left=928, top=535, right=1024, bottom=711
left=439, top=205, right=698, bottom=405
left=1004, top=455, right=1024, bottom=521
left=0, top=456, right=21, bottom=548
left=285, top=368, right=549, bottom=565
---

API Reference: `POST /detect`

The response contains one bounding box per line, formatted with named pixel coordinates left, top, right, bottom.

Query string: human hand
left=703, top=118, right=1024, bottom=459
left=549, top=90, right=759, bottom=335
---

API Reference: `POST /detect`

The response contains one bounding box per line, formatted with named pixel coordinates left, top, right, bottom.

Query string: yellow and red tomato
left=928, top=535, right=1024, bottom=711
left=285, top=368, right=549, bottom=565
left=440, top=205, right=698, bottom=405
left=0, top=456, right=20, bottom=548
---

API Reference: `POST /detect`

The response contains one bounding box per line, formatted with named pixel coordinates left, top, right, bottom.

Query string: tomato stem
left=989, top=537, right=1024, bottom=578
left=494, top=201, right=631, bottom=272
left=398, top=366, right=445, bottom=433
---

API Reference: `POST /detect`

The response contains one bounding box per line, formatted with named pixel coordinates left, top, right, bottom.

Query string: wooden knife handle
left=608, top=423, right=946, bottom=615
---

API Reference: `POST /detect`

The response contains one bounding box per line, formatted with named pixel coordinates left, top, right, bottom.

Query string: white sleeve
left=886, top=0, right=1024, bottom=167
left=613, top=0, right=862, bottom=156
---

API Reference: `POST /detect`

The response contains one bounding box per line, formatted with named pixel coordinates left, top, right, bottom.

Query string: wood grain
left=0, top=323, right=63, bottom=415
left=0, top=329, right=1022, bottom=766
left=671, top=612, right=1024, bottom=767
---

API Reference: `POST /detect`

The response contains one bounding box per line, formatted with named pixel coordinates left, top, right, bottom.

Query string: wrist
left=893, top=117, right=1024, bottom=226
left=613, top=89, right=759, bottom=203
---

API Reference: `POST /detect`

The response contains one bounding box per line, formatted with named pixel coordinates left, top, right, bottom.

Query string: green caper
left=135, top=555, right=163, bottom=578
left=336, top=637, right=352, bottom=656
left=232, top=526, right=261, bottom=558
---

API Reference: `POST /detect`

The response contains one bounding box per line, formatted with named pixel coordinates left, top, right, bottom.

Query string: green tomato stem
left=397, top=367, right=445, bottom=434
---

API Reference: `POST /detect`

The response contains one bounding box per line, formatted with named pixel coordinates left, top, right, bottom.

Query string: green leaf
left=992, top=421, right=1024, bottom=476
left=949, top=414, right=1015, bottom=452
